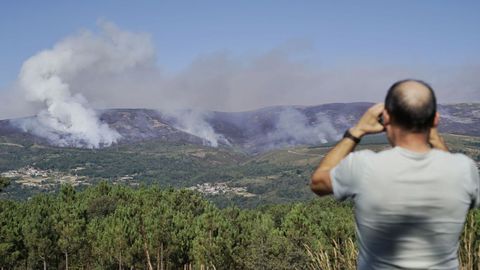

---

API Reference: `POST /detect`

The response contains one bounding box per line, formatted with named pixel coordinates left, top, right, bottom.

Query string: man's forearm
left=310, top=103, right=385, bottom=196
left=310, top=129, right=359, bottom=196
left=315, top=131, right=358, bottom=172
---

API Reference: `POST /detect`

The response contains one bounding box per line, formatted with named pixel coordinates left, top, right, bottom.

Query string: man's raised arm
left=310, top=103, right=385, bottom=196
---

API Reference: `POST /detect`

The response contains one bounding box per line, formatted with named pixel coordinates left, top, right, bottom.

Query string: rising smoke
left=162, top=109, right=230, bottom=147
left=11, top=21, right=234, bottom=148
left=266, top=108, right=340, bottom=148
left=14, top=21, right=156, bottom=148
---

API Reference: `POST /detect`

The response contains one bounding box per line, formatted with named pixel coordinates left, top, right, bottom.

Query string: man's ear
left=383, top=110, right=391, bottom=125
left=433, top=112, right=440, bottom=127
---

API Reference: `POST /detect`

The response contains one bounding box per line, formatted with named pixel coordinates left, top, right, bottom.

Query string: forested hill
left=1, top=103, right=479, bottom=154
left=1, top=183, right=479, bottom=269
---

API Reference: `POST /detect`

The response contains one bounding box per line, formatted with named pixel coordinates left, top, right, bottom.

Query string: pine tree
left=54, top=185, right=87, bottom=270
left=0, top=200, right=26, bottom=268
left=22, top=195, right=59, bottom=270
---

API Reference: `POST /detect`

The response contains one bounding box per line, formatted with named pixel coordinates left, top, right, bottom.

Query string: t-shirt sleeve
left=469, top=160, right=480, bottom=208
left=330, top=152, right=362, bottom=201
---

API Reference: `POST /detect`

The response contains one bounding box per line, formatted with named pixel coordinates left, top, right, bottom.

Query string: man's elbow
left=310, top=182, right=328, bottom=197
left=310, top=172, right=333, bottom=197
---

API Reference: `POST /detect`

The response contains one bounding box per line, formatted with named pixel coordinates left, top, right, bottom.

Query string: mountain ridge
left=1, top=102, right=479, bottom=154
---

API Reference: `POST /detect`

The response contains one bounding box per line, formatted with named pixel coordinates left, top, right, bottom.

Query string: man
left=311, top=79, right=480, bottom=269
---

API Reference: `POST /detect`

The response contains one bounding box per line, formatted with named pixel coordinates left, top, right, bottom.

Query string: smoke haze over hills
left=1, top=22, right=479, bottom=147
left=1, top=103, right=479, bottom=154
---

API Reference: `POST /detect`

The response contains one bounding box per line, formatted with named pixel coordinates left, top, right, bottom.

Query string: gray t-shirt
left=331, top=147, right=480, bottom=269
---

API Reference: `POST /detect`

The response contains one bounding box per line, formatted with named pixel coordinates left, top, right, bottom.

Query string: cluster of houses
left=188, top=182, right=255, bottom=197
left=1, top=166, right=48, bottom=178
left=0, top=166, right=88, bottom=190
left=0, top=166, right=144, bottom=191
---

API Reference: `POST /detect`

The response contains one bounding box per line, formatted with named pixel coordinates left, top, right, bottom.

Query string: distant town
left=188, top=182, right=255, bottom=197
left=1, top=166, right=255, bottom=197
left=0, top=166, right=140, bottom=191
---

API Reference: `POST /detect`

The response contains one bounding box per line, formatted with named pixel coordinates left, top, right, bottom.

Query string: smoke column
left=15, top=21, right=155, bottom=148
left=266, top=108, right=340, bottom=148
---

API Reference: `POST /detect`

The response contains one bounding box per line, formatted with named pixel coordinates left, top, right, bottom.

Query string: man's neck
left=391, top=129, right=431, bottom=153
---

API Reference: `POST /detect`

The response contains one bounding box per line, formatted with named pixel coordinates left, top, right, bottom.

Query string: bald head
left=385, top=79, right=437, bottom=132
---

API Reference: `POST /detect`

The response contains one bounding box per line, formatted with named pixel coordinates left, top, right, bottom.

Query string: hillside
left=1, top=103, right=479, bottom=154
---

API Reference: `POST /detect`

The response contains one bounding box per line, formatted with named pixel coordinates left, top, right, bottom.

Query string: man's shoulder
left=352, top=149, right=377, bottom=157
left=352, top=148, right=393, bottom=159
left=349, top=148, right=396, bottom=163
left=350, top=148, right=477, bottom=169
left=431, top=149, right=476, bottom=165
left=375, top=147, right=474, bottom=162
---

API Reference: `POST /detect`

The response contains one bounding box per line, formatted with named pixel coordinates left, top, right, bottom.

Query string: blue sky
left=1, top=1, right=479, bottom=115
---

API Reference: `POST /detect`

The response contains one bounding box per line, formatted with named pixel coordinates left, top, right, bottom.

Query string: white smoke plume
left=10, top=21, right=233, bottom=148
left=162, top=109, right=230, bottom=147
left=267, top=108, right=340, bottom=147
left=15, top=21, right=156, bottom=148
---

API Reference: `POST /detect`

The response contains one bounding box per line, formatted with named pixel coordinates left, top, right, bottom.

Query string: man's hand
left=429, top=127, right=449, bottom=152
left=350, top=103, right=385, bottom=138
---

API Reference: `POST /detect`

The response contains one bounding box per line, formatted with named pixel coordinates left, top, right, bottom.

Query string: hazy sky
left=1, top=0, right=479, bottom=118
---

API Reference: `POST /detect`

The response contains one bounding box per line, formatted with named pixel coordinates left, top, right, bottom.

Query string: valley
left=1, top=130, right=479, bottom=207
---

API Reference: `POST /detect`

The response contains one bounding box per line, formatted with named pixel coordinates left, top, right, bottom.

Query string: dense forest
left=1, top=134, right=479, bottom=268
left=1, top=183, right=479, bottom=270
